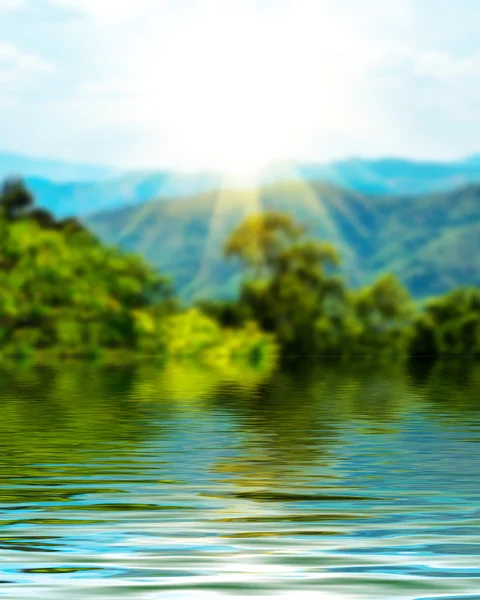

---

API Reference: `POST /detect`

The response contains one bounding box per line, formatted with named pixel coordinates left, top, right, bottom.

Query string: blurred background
left=1, top=4, right=480, bottom=600
left=0, top=0, right=479, bottom=362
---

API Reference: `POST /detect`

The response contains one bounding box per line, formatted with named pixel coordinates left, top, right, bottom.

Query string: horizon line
left=1, top=148, right=480, bottom=176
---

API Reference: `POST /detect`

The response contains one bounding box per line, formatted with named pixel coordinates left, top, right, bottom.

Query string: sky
left=1, top=0, right=480, bottom=173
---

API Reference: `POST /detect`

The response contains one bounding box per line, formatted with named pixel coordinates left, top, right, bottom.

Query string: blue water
left=0, top=361, right=479, bottom=599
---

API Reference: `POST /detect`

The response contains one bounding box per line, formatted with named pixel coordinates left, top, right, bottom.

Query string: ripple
left=0, top=362, right=478, bottom=599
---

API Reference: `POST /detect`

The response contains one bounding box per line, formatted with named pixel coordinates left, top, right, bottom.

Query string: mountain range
left=262, top=156, right=480, bottom=195
left=1, top=151, right=479, bottom=301
left=86, top=180, right=480, bottom=302
left=0, top=151, right=116, bottom=184
left=0, top=152, right=223, bottom=217
left=25, top=172, right=223, bottom=218
left=4, top=151, right=480, bottom=217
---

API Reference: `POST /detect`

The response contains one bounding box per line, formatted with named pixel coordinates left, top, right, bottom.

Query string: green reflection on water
left=0, top=359, right=478, bottom=599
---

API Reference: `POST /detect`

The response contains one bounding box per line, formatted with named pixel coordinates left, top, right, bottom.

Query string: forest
left=0, top=178, right=479, bottom=365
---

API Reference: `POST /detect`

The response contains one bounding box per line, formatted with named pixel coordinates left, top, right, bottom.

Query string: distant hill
left=1, top=152, right=223, bottom=217
left=3, top=152, right=480, bottom=300
left=26, top=171, right=223, bottom=218
left=86, top=180, right=480, bottom=302
left=0, top=152, right=115, bottom=183
left=262, top=156, right=480, bottom=195
left=4, top=151, right=480, bottom=217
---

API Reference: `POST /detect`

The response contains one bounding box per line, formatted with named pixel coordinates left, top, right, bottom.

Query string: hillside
left=1, top=152, right=222, bottom=217
left=87, top=180, right=480, bottom=302
left=29, top=156, right=480, bottom=217
left=26, top=171, right=222, bottom=218
left=0, top=152, right=115, bottom=183
left=270, top=157, right=480, bottom=195
left=0, top=182, right=276, bottom=365
left=4, top=152, right=480, bottom=217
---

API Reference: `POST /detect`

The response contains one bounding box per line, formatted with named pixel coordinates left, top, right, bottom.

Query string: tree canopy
left=1, top=181, right=478, bottom=364
left=0, top=179, right=276, bottom=366
left=208, top=211, right=479, bottom=361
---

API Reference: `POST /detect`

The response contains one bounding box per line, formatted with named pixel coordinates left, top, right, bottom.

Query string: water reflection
left=0, top=360, right=478, bottom=599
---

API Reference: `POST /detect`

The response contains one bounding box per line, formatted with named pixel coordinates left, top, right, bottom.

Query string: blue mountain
left=0, top=151, right=115, bottom=183
left=4, top=151, right=480, bottom=217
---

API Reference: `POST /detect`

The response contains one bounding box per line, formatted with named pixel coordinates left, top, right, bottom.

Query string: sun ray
left=187, top=175, right=263, bottom=300
left=327, top=159, right=385, bottom=194
left=259, top=161, right=368, bottom=281
left=113, top=168, right=218, bottom=241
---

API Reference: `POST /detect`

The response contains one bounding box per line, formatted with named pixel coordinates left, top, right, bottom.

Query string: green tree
left=0, top=188, right=173, bottom=356
left=224, top=212, right=349, bottom=359
left=411, top=287, right=480, bottom=357
left=350, top=274, right=415, bottom=356
left=221, top=212, right=419, bottom=361
left=0, top=179, right=276, bottom=366
left=224, top=212, right=305, bottom=277
left=0, top=178, right=34, bottom=221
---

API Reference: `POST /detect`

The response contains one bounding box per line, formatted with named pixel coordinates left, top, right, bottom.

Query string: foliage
left=222, top=212, right=346, bottom=358
left=410, top=287, right=480, bottom=357
left=203, top=211, right=479, bottom=361
left=1, top=179, right=478, bottom=365
left=0, top=215, right=172, bottom=357
left=0, top=179, right=277, bottom=367
left=349, top=274, right=415, bottom=357
left=0, top=178, right=34, bottom=220
left=220, top=212, right=414, bottom=360
left=160, top=308, right=278, bottom=370
left=87, top=180, right=480, bottom=302
left=224, top=212, right=305, bottom=276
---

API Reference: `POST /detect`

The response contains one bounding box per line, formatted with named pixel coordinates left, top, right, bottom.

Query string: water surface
left=0, top=360, right=479, bottom=599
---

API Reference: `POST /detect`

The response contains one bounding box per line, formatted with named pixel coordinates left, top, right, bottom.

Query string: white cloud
left=2, top=0, right=480, bottom=167
left=65, top=0, right=410, bottom=169
left=0, top=0, right=25, bottom=10
left=0, top=42, right=55, bottom=89
left=45, top=0, right=157, bottom=22
left=413, top=50, right=480, bottom=79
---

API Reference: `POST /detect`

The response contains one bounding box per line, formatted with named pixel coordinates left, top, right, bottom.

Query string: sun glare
left=209, top=133, right=277, bottom=186
left=175, top=77, right=292, bottom=184
left=129, top=2, right=350, bottom=178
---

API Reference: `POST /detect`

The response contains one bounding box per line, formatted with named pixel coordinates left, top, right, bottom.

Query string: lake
left=0, top=360, right=479, bottom=599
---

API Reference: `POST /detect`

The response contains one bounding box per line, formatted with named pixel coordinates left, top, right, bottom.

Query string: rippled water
left=0, top=360, right=479, bottom=599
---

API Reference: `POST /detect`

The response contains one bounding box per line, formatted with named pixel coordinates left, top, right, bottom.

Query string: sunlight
left=188, top=161, right=349, bottom=301
left=188, top=181, right=263, bottom=299
left=120, top=0, right=361, bottom=174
